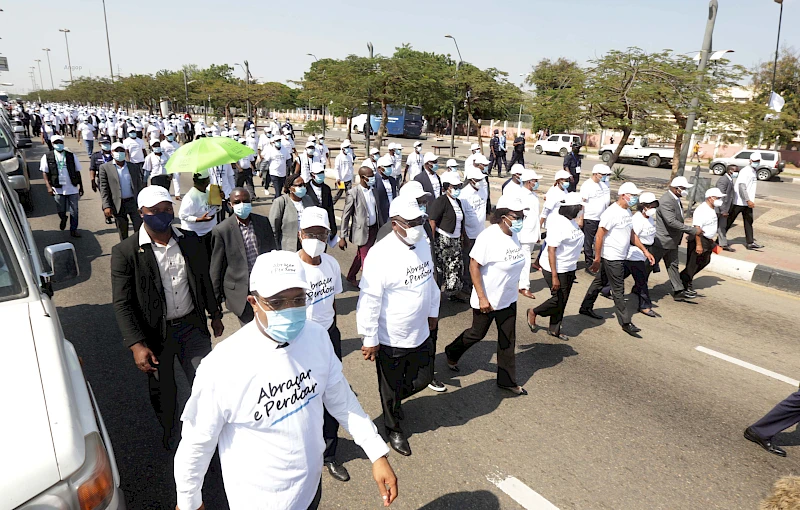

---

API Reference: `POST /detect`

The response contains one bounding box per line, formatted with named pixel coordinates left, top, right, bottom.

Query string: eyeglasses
left=505, top=214, right=523, bottom=221
left=396, top=218, right=425, bottom=228
left=301, top=231, right=328, bottom=241
left=259, top=297, right=307, bottom=310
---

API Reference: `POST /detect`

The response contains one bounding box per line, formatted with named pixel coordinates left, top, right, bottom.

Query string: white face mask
left=400, top=224, right=424, bottom=245
left=713, top=199, right=723, bottom=208
left=680, top=189, right=688, bottom=198
left=645, top=208, right=657, bottom=218
left=301, top=238, right=326, bottom=258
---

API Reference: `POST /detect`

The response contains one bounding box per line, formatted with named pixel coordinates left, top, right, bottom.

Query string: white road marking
left=487, top=474, right=560, bottom=510
left=696, top=346, right=799, bottom=387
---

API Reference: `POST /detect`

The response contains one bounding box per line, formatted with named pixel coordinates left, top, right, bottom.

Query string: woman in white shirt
left=527, top=193, right=584, bottom=341
left=429, top=172, right=469, bottom=301
left=445, top=194, right=529, bottom=396
left=600, top=192, right=658, bottom=317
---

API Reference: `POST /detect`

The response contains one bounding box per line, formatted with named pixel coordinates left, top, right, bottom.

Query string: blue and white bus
left=353, top=104, right=423, bottom=138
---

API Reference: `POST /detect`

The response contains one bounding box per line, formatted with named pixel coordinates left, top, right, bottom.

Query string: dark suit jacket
left=414, top=170, right=442, bottom=199
left=373, top=173, right=398, bottom=226
left=99, top=161, right=145, bottom=214
left=715, top=173, right=735, bottom=215
left=210, top=214, right=276, bottom=317
left=111, top=227, right=221, bottom=352
left=655, top=191, right=696, bottom=250
left=306, top=181, right=338, bottom=237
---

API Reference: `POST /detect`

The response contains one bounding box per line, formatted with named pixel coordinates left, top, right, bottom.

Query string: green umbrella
left=165, top=136, right=255, bottom=174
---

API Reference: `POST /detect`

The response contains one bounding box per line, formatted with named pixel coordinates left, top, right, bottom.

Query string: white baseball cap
left=474, top=154, right=490, bottom=166
left=111, top=141, right=125, bottom=151
left=749, top=152, right=762, bottom=162
left=311, top=162, right=325, bottom=175
left=137, top=185, right=174, bottom=209
left=520, top=169, right=540, bottom=182
left=670, top=176, right=693, bottom=188
left=389, top=195, right=424, bottom=221
left=465, top=167, right=485, bottom=181
left=639, top=192, right=657, bottom=204
left=377, top=155, right=393, bottom=167
left=308, top=135, right=316, bottom=142
left=413, top=141, right=423, bottom=147
left=299, top=206, right=330, bottom=230
left=193, top=168, right=210, bottom=179
left=554, top=170, right=572, bottom=181
left=399, top=180, right=431, bottom=199
left=561, top=192, right=583, bottom=206
left=470, top=143, right=480, bottom=151
left=441, top=172, right=462, bottom=186
left=510, top=164, right=525, bottom=175
left=618, top=182, right=642, bottom=195
left=423, top=152, right=438, bottom=164
left=249, top=251, right=310, bottom=299
left=51, top=134, right=64, bottom=143
left=305, top=141, right=315, bottom=148
left=496, top=194, right=529, bottom=212
left=341, top=139, right=351, bottom=148
left=592, top=164, right=612, bottom=175
left=705, top=187, right=723, bottom=198
left=446, top=158, right=458, bottom=168
left=369, top=147, right=380, bottom=155
left=388, top=143, right=396, bottom=150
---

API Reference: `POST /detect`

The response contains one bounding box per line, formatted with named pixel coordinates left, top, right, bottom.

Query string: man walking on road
left=680, top=188, right=723, bottom=293
left=111, top=186, right=224, bottom=450
left=40, top=135, right=84, bottom=238
left=727, top=153, right=763, bottom=251
left=563, top=143, right=582, bottom=189
left=649, top=176, right=702, bottom=302
left=489, top=129, right=505, bottom=177
left=508, top=131, right=526, bottom=169
left=98, top=142, right=145, bottom=241
left=715, top=164, right=738, bottom=252
left=745, top=389, right=800, bottom=457
left=579, top=164, right=611, bottom=273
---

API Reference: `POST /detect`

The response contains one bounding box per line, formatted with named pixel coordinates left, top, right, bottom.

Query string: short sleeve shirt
left=599, top=203, right=633, bottom=261
left=469, top=224, right=524, bottom=310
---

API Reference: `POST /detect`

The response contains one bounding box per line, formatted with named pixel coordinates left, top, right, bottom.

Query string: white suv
left=0, top=170, right=125, bottom=509
left=534, top=134, right=582, bottom=157
left=710, top=149, right=785, bottom=181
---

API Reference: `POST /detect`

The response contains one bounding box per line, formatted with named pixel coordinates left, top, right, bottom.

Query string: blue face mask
left=101, top=143, right=111, bottom=151
left=128, top=131, right=137, bottom=138
left=366, top=176, right=376, bottom=187
left=313, top=173, right=325, bottom=185
left=419, top=204, right=427, bottom=215
left=532, top=182, right=540, bottom=190
left=293, top=185, right=307, bottom=198
left=383, top=166, right=393, bottom=176
left=142, top=212, right=173, bottom=232
left=113, top=151, right=126, bottom=162
left=602, top=176, right=610, bottom=183
left=731, top=172, right=739, bottom=179
left=53, top=143, right=65, bottom=152
left=154, top=147, right=162, bottom=154
left=257, top=304, right=307, bottom=344
left=233, top=202, right=252, bottom=219
left=450, top=188, right=461, bottom=198
left=626, top=195, right=639, bottom=207
left=166, top=135, right=175, bottom=141
left=274, top=142, right=281, bottom=149
left=562, top=181, right=570, bottom=190
left=507, top=216, right=524, bottom=233
left=431, top=164, right=439, bottom=172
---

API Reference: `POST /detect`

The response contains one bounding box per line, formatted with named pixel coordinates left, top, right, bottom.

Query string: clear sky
left=5, top=0, right=798, bottom=95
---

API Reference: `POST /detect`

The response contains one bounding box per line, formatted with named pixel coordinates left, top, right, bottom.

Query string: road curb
left=678, top=246, right=800, bottom=294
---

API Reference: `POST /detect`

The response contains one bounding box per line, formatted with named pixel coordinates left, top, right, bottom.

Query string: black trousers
left=323, top=324, right=342, bottom=463
left=582, top=219, right=600, bottom=265
left=648, top=240, right=683, bottom=294
left=376, top=336, right=434, bottom=434
left=445, top=303, right=517, bottom=388
left=751, top=390, right=800, bottom=440
left=147, top=312, right=212, bottom=443
left=601, top=259, right=652, bottom=311
left=680, top=237, right=714, bottom=290
left=461, top=237, right=476, bottom=292
left=236, top=167, right=256, bottom=200
left=581, top=258, right=629, bottom=326
left=494, top=151, right=507, bottom=175
left=508, top=151, right=525, bottom=168
left=115, top=197, right=143, bottom=241
left=726, top=204, right=754, bottom=245
left=533, top=270, right=576, bottom=335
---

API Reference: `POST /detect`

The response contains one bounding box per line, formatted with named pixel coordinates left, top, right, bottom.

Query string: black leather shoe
left=325, top=462, right=351, bottom=482
left=579, top=308, right=603, bottom=320
left=388, top=431, right=412, bottom=456
left=621, top=323, right=641, bottom=336
left=59, top=217, right=67, bottom=230
left=722, top=246, right=736, bottom=252
left=744, top=427, right=786, bottom=457
left=673, top=291, right=695, bottom=302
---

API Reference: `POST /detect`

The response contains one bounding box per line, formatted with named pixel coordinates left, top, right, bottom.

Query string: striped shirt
left=238, top=220, right=259, bottom=274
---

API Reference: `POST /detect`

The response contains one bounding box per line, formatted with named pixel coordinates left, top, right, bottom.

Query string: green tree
left=526, top=58, right=586, bottom=134
left=747, top=48, right=800, bottom=148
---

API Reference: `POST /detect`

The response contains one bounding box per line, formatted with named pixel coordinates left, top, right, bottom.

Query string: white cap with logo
left=496, top=194, right=530, bottom=212
left=670, top=176, right=693, bottom=188
left=249, top=251, right=310, bottom=299
left=390, top=195, right=424, bottom=221
left=705, top=187, right=723, bottom=198
left=299, top=206, right=330, bottom=230
left=618, top=182, right=642, bottom=195
left=399, top=180, right=431, bottom=199
left=137, top=185, right=174, bottom=209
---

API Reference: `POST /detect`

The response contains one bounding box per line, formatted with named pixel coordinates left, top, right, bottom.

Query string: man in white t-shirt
left=174, top=250, right=397, bottom=510
left=333, top=140, right=355, bottom=204
left=727, top=152, right=763, bottom=250
left=579, top=182, right=654, bottom=336
left=297, top=207, right=351, bottom=482
left=77, top=119, right=96, bottom=156
left=579, top=164, right=612, bottom=273
left=459, top=166, right=490, bottom=294
left=403, top=141, right=424, bottom=183
left=680, top=187, right=722, bottom=293
left=357, top=196, right=440, bottom=457
left=123, top=129, right=147, bottom=163
left=262, top=137, right=287, bottom=199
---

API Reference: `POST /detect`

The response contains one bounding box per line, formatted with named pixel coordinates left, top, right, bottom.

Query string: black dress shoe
left=579, top=308, right=603, bottom=320
left=325, top=462, right=351, bottom=482
left=746, top=242, right=764, bottom=250
left=388, top=431, right=412, bottom=456
left=621, top=323, right=641, bottom=335
left=722, top=246, right=736, bottom=252
left=744, top=427, right=786, bottom=457
left=639, top=309, right=657, bottom=318
left=59, top=217, right=67, bottom=230
left=673, top=291, right=695, bottom=302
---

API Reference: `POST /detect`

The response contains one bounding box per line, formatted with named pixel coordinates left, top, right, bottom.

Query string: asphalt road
left=21, top=136, right=800, bottom=509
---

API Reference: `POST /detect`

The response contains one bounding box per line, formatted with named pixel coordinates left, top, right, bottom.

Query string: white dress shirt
left=361, top=186, right=377, bottom=226
left=139, top=226, right=194, bottom=320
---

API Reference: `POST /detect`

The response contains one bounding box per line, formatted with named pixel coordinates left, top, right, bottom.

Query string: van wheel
left=647, top=155, right=661, bottom=168
left=757, top=168, right=772, bottom=181
left=534, top=145, right=543, bottom=154
left=601, top=152, right=611, bottom=163
left=711, top=164, right=726, bottom=175
left=559, top=147, right=568, bottom=157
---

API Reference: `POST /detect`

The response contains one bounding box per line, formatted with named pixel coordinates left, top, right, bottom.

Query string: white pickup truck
left=599, top=136, right=674, bottom=168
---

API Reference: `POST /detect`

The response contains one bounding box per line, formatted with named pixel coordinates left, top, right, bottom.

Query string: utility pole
left=34, top=60, right=44, bottom=91
left=59, top=29, right=74, bottom=83
left=366, top=42, right=373, bottom=154
left=244, top=60, right=251, bottom=118
left=676, top=0, right=718, bottom=176
left=29, top=67, right=37, bottom=91
left=42, top=48, right=54, bottom=89
left=770, top=0, right=784, bottom=150
left=445, top=35, right=463, bottom=158
left=101, top=0, right=114, bottom=81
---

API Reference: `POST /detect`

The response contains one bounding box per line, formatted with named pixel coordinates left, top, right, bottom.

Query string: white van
left=533, top=134, right=582, bottom=157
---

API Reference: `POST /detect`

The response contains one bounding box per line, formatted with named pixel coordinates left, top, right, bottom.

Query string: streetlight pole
left=29, top=67, right=38, bottom=91
left=770, top=0, right=784, bottom=150
left=101, top=0, right=114, bottom=81
left=59, top=29, right=74, bottom=83
left=445, top=35, right=463, bottom=158
left=306, top=54, right=326, bottom=136
left=676, top=0, right=718, bottom=176
left=35, top=60, right=44, bottom=91
left=42, top=48, right=54, bottom=89
left=518, top=74, right=525, bottom=134
left=366, top=42, right=373, bottom=154
left=235, top=62, right=252, bottom=119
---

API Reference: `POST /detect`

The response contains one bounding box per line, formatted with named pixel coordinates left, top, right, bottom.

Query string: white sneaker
left=428, top=379, right=447, bottom=392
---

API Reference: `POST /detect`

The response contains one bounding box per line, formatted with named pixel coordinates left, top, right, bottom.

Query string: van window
left=761, top=153, right=775, bottom=160
left=548, top=136, right=559, bottom=142
left=561, top=136, right=571, bottom=142
left=735, top=152, right=752, bottom=160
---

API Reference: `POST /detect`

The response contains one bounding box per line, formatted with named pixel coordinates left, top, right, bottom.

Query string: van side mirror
left=44, top=242, right=79, bottom=283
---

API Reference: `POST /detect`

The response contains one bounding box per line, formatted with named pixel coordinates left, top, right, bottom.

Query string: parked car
left=709, top=149, right=785, bottom=181
left=12, top=119, right=32, bottom=147
left=534, top=134, right=582, bottom=157
left=0, top=169, right=125, bottom=509
left=599, top=136, right=674, bottom=168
